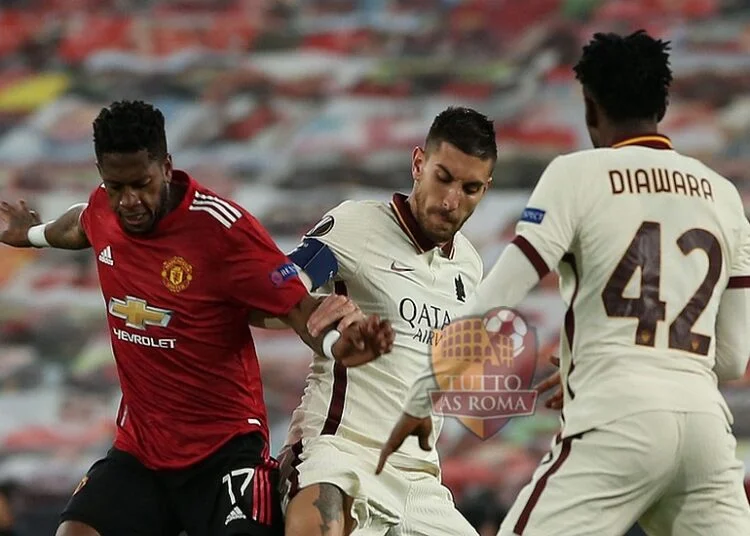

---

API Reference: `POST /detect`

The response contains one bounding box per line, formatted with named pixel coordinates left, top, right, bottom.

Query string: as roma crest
left=161, top=256, right=193, bottom=293
left=428, top=307, right=538, bottom=439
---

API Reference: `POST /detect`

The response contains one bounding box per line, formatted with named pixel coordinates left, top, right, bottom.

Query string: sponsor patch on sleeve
left=520, top=207, right=546, bottom=224
left=270, top=263, right=299, bottom=287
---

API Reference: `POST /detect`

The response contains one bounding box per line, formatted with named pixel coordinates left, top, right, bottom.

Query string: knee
left=285, top=500, right=324, bottom=536
left=56, top=521, right=102, bottom=536
left=285, top=509, right=316, bottom=536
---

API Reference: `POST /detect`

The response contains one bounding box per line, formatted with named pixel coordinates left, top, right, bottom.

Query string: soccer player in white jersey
left=379, top=30, right=750, bottom=536
left=274, top=107, right=498, bottom=536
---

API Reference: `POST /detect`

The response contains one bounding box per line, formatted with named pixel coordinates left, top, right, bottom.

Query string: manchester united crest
left=161, top=256, right=193, bottom=293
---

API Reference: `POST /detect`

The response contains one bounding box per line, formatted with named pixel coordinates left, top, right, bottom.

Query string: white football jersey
left=286, top=194, right=482, bottom=471
left=509, top=134, right=750, bottom=438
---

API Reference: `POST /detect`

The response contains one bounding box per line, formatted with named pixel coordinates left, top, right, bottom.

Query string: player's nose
left=119, top=189, right=141, bottom=209
left=442, top=188, right=460, bottom=211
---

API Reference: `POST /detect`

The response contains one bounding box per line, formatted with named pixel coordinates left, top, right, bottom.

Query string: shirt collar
left=611, top=133, right=673, bottom=150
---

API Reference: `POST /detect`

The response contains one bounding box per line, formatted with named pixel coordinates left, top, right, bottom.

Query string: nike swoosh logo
left=390, top=261, right=415, bottom=272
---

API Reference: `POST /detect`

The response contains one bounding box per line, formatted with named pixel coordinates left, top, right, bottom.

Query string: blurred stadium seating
left=1, top=0, right=750, bottom=534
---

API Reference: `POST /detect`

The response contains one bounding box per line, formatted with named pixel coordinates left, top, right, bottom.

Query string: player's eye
left=464, top=184, right=482, bottom=195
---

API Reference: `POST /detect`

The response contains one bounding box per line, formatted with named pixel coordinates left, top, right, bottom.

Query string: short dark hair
left=573, top=30, right=673, bottom=122
left=93, top=100, right=168, bottom=161
left=425, top=106, right=497, bottom=162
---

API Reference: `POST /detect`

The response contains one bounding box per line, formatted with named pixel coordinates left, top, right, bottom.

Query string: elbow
left=716, top=352, right=749, bottom=382
left=727, top=361, right=748, bottom=381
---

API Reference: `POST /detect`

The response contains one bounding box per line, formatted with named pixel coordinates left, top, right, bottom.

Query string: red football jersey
left=80, top=170, right=308, bottom=470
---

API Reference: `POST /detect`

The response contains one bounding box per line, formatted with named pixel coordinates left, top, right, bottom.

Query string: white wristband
left=27, top=223, right=50, bottom=248
left=322, top=329, right=342, bottom=360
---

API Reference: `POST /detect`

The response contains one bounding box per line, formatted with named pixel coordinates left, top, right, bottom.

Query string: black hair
left=93, top=100, right=168, bottom=161
left=573, top=30, right=673, bottom=122
left=425, top=106, right=497, bottom=161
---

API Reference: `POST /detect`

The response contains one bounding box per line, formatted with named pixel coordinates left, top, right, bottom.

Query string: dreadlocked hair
left=573, top=30, right=673, bottom=122
left=93, top=100, right=168, bottom=161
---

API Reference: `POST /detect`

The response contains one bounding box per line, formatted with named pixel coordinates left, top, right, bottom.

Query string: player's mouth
left=432, top=211, right=458, bottom=227
left=121, top=212, right=149, bottom=226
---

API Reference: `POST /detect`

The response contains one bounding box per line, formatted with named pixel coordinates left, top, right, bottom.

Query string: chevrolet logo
left=108, top=296, right=172, bottom=331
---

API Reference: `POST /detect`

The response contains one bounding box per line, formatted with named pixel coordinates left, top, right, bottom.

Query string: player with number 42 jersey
left=387, top=31, right=750, bottom=536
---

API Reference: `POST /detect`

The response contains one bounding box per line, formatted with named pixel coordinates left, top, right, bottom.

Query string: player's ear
left=163, top=154, right=173, bottom=182
left=411, top=146, right=425, bottom=181
left=584, top=94, right=598, bottom=130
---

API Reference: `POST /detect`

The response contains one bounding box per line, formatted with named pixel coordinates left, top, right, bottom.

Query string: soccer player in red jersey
left=0, top=100, right=394, bottom=536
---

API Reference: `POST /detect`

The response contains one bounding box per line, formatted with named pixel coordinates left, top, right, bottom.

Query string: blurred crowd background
left=1, top=0, right=750, bottom=534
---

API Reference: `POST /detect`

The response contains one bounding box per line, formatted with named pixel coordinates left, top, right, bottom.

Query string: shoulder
left=80, top=184, right=109, bottom=231
left=531, top=152, right=584, bottom=188
left=85, top=183, right=108, bottom=207
left=325, top=199, right=386, bottom=220
left=186, top=185, right=249, bottom=231
left=543, top=149, right=602, bottom=171
left=529, top=149, right=610, bottom=200
left=307, top=199, right=390, bottom=237
left=681, top=155, right=743, bottom=203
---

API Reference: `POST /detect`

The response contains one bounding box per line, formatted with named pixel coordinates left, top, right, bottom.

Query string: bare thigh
left=285, top=483, right=355, bottom=536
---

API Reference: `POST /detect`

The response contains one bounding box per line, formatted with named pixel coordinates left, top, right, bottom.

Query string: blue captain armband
left=287, top=238, right=339, bottom=291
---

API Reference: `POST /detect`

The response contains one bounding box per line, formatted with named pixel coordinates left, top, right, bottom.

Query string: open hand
left=0, top=200, right=41, bottom=247
left=376, top=412, right=433, bottom=475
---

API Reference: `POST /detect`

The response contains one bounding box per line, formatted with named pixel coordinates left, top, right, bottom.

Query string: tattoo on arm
left=313, top=484, right=344, bottom=535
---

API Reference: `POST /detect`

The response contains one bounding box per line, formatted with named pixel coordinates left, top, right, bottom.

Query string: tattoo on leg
left=313, top=484, right=344, bottom=535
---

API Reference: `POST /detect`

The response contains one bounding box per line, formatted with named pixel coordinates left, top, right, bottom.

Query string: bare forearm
left=43, top=204, right=90, bottom=250
left=248, top=310, right=296, bottom=330
left=281, top=295, right=329, bottom=355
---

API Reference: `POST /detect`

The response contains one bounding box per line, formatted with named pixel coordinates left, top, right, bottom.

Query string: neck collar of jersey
left=390, top=193, right=455, bottom=258
left=611, top=134, right=673, bottom=150
left=155, top=169, right=195, bottom=231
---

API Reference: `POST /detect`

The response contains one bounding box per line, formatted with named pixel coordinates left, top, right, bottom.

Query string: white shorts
left=278, top=435, right=478, bottom=536
left=498, top=411, right=750, bottom=536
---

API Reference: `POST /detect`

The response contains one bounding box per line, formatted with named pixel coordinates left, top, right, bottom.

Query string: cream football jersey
left=286, top=193, right=483, bottom=471
left=484, top=134, right=750, bottom=438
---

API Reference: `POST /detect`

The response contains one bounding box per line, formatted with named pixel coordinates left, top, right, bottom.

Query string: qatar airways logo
left=398, top=297, right=452, bottom=344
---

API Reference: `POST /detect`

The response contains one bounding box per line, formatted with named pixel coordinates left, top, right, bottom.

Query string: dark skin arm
left=248, top=294, right=365, bottom=333
left=3, top=200, right=394, bottom=366
left=0, top=200, right=90, bottom=250
left=280, top=294, right=394, bottom=367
